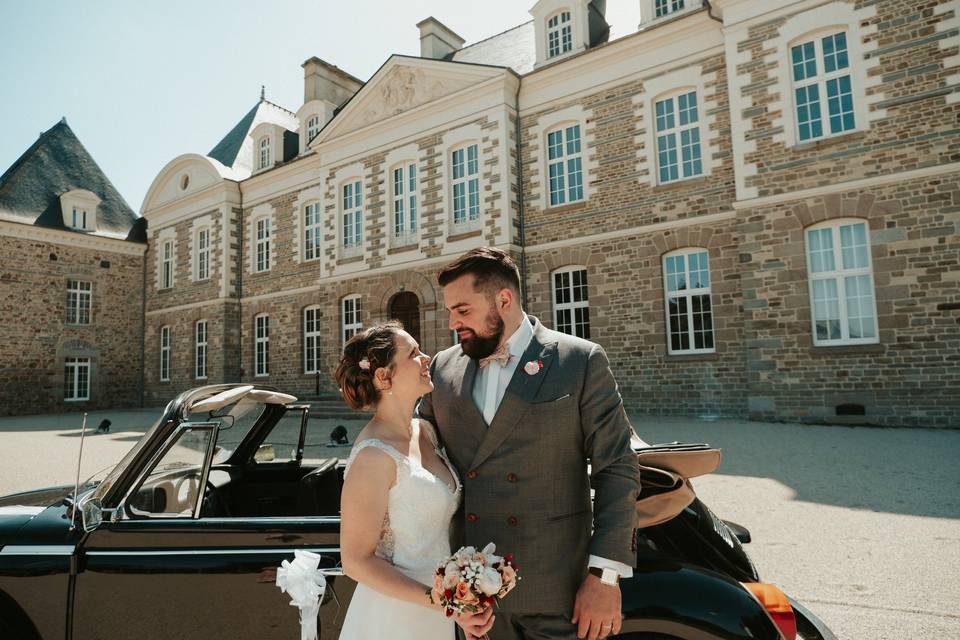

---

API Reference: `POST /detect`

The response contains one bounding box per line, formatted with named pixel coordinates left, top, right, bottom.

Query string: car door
left=72, top=422, right=351, bottom=640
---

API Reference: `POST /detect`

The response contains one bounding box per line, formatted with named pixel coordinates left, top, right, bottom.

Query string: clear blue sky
left=0, top=1, right=639, bottom=214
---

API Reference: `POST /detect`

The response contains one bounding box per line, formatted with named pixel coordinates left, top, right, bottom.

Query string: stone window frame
left=652, top=88, right=704, bottom=184
left=193, top=225, right=212, bottom=282
left=532, top=105, right=596, bottom=211
left=258, top=136, right=271, bottom=170
left=440, top=123, right=486, bottom=238
left=339, top=177, right=364, bottom=258
left=254, top=313, right=270, bottom=377
left=159, top=325, right=171, bottom=382
left=156, top=227, right=177, bottom=291
left=388, top=159, right=420, bottom=248
left=545, top=122, right=585, bottom=207
left=788, top=29, right=857, bottom=143
left=341, top=294, right=363, bottom=346
left=195, top=319, right=208, bottom=380
left=770, top=2, right=875, bottom=149
left=551, top=265, right=591, bottom=339
left=64, top=356, right=91, bottom=402
left=66, top=278, right=93, bottom=326
left=252, top=215, right=272, bottom=274
left=662, top=247, right=716, bottom=355
left=450, top=143, right=481, bottom=228
left=303, top=305, right=322, bottom=375
left=804, top=217, right=879, bottom=347
left=546, top=8, right=573, bottom=59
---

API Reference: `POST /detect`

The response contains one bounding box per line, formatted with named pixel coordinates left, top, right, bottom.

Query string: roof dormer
left=531, top=0, right=595, bottom=67
left=249, top=121, right=297, bottom=173
left=296, top=99, right=336, bottom=154
left=59, top=189, right=100, bottom=232
left=639, top=0, right=700, bottom=28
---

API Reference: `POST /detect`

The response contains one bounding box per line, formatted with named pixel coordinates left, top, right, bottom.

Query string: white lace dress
left=338, top=425, right=462, bottom=640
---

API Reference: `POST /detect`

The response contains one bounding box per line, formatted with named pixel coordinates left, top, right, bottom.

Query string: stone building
left=0, top=120, right=147, bottom=416
left=138, top=0, right=958, bottom=427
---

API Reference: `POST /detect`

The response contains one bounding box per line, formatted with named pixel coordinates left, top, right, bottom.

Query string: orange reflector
left=742, top=582, right=797, bottom=640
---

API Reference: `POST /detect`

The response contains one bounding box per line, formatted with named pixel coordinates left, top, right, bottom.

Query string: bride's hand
left=453, top=606, right=494, bottom=640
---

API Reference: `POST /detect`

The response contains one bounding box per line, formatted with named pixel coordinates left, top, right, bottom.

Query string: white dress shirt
left=470, top=314, right=633, bottom=579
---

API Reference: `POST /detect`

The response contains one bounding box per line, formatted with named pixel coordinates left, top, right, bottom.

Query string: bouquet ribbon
left=275, top=550, right=328, bottom=640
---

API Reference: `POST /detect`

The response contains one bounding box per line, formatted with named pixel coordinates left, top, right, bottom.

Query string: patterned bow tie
left=478, top=343, right=512, bottom=369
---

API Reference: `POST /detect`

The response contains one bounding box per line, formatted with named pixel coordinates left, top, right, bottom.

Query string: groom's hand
left=455, top=605, right=494, bottom=640
left=572, top=574, right=621, bottom=639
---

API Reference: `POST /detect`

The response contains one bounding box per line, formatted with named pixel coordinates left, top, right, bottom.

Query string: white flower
left=442, top=569, right=460, bottom=590
left=476, top=566, right=503, bottom=596
left=455, top=546, right=475, bottom=566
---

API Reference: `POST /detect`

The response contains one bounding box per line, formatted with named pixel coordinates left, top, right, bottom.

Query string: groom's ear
left=497, top=287, right=515, bottom=312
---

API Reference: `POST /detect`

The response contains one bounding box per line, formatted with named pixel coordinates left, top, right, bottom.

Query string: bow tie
left=478, top=343, right=512, bottom=369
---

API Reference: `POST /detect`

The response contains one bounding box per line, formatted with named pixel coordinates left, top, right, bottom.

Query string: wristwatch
left=588, top=567, right=620, bottom=586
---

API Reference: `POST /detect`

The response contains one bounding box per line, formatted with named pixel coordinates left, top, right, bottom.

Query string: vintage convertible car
left=0, top=384, right=836, bottom=640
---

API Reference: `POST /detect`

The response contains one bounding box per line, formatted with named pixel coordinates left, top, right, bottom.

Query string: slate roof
left=207, top=98, right=300, bottom=177
left=0, top=119, right=145, bottom=242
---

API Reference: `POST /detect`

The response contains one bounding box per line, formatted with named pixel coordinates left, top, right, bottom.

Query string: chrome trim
left=85, top=547, right=340, bottom=556
left=0, top=545, right=76, bottom=556
left=199, top=516, right=341, bottom=525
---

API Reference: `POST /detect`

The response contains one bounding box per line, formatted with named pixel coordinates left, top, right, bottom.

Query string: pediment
left=315, top=56, right=508, bottom=143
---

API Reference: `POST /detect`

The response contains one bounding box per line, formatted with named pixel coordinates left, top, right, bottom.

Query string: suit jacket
left=417, top=316, right=640, bottom=615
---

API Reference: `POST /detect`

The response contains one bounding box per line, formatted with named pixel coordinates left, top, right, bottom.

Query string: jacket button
left=466, top=470, right=478, bottom=480
left=506, top=473, right=518, bottom=483
left=507, top=516, right=518, bottom=527
left=467, top=513, right=478, bottom=523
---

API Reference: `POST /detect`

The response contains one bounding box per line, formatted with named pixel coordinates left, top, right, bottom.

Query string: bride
left=334, top=321, right=494, bottom=640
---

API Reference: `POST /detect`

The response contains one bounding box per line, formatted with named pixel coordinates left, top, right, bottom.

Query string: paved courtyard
left=0, top=406, right=958, bottom=639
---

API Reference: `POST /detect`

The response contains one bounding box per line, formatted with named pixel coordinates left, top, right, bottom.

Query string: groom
left=417, top=247, right=640, bottom=640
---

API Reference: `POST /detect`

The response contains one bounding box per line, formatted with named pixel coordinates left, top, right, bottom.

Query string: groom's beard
left=460, top=310, right=505, bottom=360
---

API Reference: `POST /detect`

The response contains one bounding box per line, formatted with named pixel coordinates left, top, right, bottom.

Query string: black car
left=0, top=384, right=835, bottom=640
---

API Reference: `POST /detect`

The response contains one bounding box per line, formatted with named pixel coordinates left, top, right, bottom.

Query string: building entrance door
left=389, top=291, right=421, bottom=344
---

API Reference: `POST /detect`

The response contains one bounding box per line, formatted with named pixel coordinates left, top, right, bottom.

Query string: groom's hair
left=438, top=247, right=521, bottom=299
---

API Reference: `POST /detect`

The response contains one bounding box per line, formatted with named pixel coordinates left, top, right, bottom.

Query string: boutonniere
left=523, top=360, right=543, bottom=376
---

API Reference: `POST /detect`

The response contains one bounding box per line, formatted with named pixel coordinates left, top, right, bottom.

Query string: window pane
left=668, top=297, right=689, bottom=351
left=567, top=157, right=583, bottom=201
left=792, top=41, right=817, bottom=81
left=844, top=274, right=876, bottom=339
left=655, top=98, right=675, bottom=132
left=557, top=308, right=572, bottom=334
left=822, top=32, right=849, bottom=73
left=657, top=134, right=679, bottom=182
left=549, top=161, right=566, bottom=206
left=565, top=125, right=581, bottom=155
left=826, top=75, right=855, bottom=134
left=812, top=278, right=841, bottom=340
left=840, top=222, right=869, bottom=269
left=796, top=84, right=823, bottom=141
left=678, top=91, right=698, bottom=126
left=808, top=227, right=836, bottom=273
left=548, top=130, right=564, bottom=160
left=680, top=127, right=702, bottom=177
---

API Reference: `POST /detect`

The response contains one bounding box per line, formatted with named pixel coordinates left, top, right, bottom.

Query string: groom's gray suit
left=417, top=316, right=640, bottom=617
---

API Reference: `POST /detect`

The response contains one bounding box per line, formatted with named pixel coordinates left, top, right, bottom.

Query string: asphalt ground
left=0, top=407, right=958, bottom=639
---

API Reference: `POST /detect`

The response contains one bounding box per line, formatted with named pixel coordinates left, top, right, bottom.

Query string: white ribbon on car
left=275, top=549, right=329, bottom=640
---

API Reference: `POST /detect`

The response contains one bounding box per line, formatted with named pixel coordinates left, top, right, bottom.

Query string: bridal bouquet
left=428, top=542, right=519, bottom=617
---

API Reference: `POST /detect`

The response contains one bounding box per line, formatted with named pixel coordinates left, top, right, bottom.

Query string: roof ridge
left=458, top=19, right=534, bottom=53
left=260, top=97, right=297, bottom=117
left=0, top=120, right=69, bottom=193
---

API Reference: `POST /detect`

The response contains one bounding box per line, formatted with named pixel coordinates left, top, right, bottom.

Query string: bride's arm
left=340, top=447, right=434, bottom=608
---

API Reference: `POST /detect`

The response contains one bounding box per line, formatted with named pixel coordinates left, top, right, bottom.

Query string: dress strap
left=344, top=439, right=406, bottom=479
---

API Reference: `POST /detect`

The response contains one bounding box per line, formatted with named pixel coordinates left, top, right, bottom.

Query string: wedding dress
left=338, top=422, right=462, bottom=639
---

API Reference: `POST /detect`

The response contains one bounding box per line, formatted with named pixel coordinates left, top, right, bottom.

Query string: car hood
left=0, top=487, right=77, bottom=548
left=0, top=485, right=73, bottom=509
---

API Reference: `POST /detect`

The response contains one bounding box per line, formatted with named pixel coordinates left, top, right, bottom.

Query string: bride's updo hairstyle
left=334, top=321, right=403, bottom=411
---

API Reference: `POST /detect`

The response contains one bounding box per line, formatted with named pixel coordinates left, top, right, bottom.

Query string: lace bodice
left=344, top=424, right=461, bottom=580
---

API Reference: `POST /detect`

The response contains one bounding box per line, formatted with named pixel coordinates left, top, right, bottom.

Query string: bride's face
left=383, top=330, right=433, bottom=399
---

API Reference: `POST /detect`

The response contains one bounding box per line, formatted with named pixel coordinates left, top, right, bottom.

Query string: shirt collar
left=505, top=313, right=534, bottom=360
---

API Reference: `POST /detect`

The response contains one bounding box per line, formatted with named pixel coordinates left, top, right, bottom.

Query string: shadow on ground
left=632, top=416, right=960, bottom=520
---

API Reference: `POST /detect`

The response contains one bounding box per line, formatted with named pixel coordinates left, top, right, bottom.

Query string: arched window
left=805, top=219, right=877, bottom=345
left=654, top=89, right=703, bottom=184
left=303, top=201, right=322, bottom=261
left=342, top=295, right=363, bottom=344
left=304, top=306, right=322, bottom=374
left=341, top=179, right=363, bottom=255
left=791, top=30, right=855, bottom=142
left=195, top=227, right=210, bottom=281
left=546, top=10, right=572, bottom=58
left=552, top=266, right=590, bottom=339
left=391, top=161, right=418, bottom=244
left=306, top=115, right=320, bottom=142
left=663, top=248, right=715, bottom=354
left=254, top=216, right=271, bottom=273
left=451, top=144, right=480, bottom=226
left=546, top=124, right=584, bottom=206
left=254, top=314, right=269, bottom=377
left=258, top=136, right=271, bottom=169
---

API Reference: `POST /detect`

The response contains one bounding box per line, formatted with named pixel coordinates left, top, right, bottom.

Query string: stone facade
left=138, top=0, right=959, bottom=427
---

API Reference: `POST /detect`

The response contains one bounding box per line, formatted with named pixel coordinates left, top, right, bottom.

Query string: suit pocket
left=531, top=393, right=572, bottom=405
left=547, top=508, right=590, bottom=523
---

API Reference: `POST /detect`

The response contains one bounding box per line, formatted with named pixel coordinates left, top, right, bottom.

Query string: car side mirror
left=81, top=498, right=103, bottom=532
left=255, top=444, right=276, bottom=463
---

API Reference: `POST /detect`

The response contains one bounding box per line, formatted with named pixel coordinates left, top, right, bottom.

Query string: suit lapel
left=469, top=323, right=557, bottom=469
left=444, top=352, right=485, bottom=472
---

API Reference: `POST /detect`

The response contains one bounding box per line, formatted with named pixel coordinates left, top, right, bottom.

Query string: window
left=306, top=115, right=320, bottom=142
left=161, top=240, right=174, bottom=289
left=451, top=145, right=480, bottom=226
left=392, top=162, right=418, bottom=242
left=254, top=314, right=269, bottom=377
left=342, top=180, right=363, bottom=253
left=304, top=306, right=321, bottom=374
left=254, top=217, right=271, bottom=273
left=547, top=11, right=573, bottom=58
left=655, top=0, right=684, bottom=17
left=342, top=295, right=362, bottom=344
left=259, top=136, right=271, bottom=169
left=547, top=125, right=584, bottom=206
left=196, top=228, right=210, bottom=281
left=663, top=249, right=715, bottom=354
left=791, top=31, right=855, bottom=142
left=128, top=426, right=215, bottom=518
left=195, top=320, right=208, bottom=380
left=160, top=326, right=171, bottom=382
left=805, top=220, right=877, bottom=345
left=71, top=207, right=88, bottom=230
left=553, top=267, right=590, bottom=339
left=66, top=279, right=92, bottom=325
left=64, top=357, right=90, bottom=401
left=655, top=91, right=702, bottom=183
left=304, top=202, right=322, bottom=261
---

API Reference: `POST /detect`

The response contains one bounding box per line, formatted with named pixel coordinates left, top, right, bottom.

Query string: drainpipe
left=703, top=0, right=723, bottom=23
left=139, top=240, right=147, bottom=408
left=514, top=79, right=528, bottom=310
left=236, top=192, right=244, bottom=384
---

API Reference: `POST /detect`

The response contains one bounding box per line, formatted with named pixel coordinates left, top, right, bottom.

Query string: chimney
left=302, top=57, right=363, bottom=107
left=416, top=17, right=465, bottom=59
